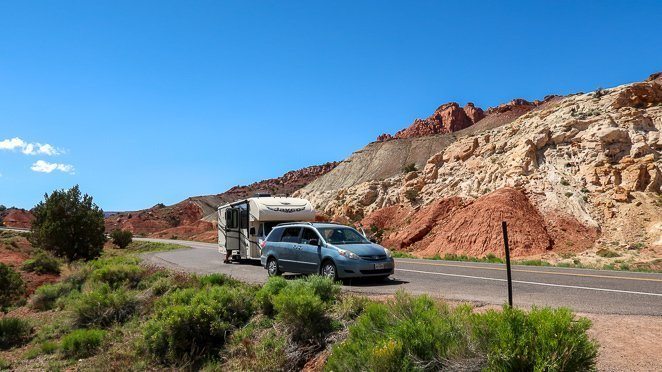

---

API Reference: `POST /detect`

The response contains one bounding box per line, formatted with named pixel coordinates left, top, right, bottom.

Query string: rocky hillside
left=105, top=162, right=338, bottom=241
left=0, top=208, right=34, bottom=229
left=297, top=73, right=662, bottom=267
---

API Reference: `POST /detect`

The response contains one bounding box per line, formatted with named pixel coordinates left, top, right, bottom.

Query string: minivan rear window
left=280, top=227, right=301, bottom=243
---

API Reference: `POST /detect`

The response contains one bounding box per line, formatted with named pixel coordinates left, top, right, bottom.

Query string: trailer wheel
left=267, top=257, right=281, bottom=277
left=321, top=260, right=337, bottom=281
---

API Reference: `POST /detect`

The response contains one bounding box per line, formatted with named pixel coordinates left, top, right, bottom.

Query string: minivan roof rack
left=275, top=221, right=314, bottom=227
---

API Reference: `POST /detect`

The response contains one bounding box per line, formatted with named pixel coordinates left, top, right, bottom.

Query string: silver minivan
left=260, top=222, right=395, bottom=280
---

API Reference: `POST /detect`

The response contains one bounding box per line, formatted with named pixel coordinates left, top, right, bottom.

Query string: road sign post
left=502, top=221, right=513, bottom=307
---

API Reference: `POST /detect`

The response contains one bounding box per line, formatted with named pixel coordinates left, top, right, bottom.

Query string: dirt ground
left=583, top=313, right=662, bottom=372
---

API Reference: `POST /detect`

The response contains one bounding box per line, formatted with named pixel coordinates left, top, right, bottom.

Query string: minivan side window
left=266, top=227, right=284, bottom=242
left=300, top=228, right=319, bottom=245
left=280, top=227, right=301, bottom=243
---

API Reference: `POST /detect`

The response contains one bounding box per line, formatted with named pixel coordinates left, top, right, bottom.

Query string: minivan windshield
left=318, top=227, right=369, bottom=245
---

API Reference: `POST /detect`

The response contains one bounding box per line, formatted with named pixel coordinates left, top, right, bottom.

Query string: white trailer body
left=218, top=196, right=316, bottom=260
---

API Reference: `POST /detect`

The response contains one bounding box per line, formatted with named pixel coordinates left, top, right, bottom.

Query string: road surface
left=140, top=238, right=662, bottom=315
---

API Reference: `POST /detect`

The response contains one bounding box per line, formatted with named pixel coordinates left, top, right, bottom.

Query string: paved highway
left=139, top=238, right=662, bottom=315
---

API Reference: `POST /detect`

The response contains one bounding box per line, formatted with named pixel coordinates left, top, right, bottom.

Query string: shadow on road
left=279, top=273, right=407, bottom=287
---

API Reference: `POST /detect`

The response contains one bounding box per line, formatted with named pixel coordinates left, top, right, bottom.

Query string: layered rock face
left=298, top=76, right=662, bottom=262
left=105, top=162, right=338, bottom=242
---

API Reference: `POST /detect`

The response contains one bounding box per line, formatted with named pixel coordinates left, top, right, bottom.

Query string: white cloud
left=31, top=160, right=75, bottom=174
left=0, top=137, right=63, bottom=156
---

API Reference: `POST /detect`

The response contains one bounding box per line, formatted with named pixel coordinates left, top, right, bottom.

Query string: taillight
left=259, top=240, right=266, bottom=248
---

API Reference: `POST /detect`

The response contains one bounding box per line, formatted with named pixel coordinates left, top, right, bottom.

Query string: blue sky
left=1, top=1, right=660, bottom=211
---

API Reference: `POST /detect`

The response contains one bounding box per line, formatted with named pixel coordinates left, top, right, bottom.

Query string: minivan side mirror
left=369, top=237, right=378, bottom=243
left=308, top=238, right=319, bottom=246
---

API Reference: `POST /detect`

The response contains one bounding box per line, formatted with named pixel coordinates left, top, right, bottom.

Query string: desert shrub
left=0, top=317, right=33, bottom=349
left=90, top=263, right=144, bottom=288
left=222, top=326, right=288, bottom=371
left=21, top=249, right=61, bottom=274
left=302, top=275, right=340, bottom=303
left=0, top=358, right=9, bottom=370
left=272, top=283, right=333, bottom=342
left=110, top=229, right=133, bottom=249
left=143, top=285, right=255, bottom=365
left=60, top=329, right=106, bottom=358
left=325, top=292, right=476, bottom=371
left=335, top=295, right=371, bottom=321
left=0, top=263, right=25, bottom=311
left=402, top=163, right=417, bottom=173
left=197, top=273, right=241, bottom=287
left=149, top=276, right=175, bottom=296
left=255, top=276, right=289, bottom=315
left=72, top=284, right=138, bottom=328
left=404, top=188, right=419, bottom=202
left=30, top=185, right=106, bottom=262
left=30, top=281, right=75, bottom=311
left=474, top=306, right=598, bottom=371
left=596, top=248, right=620, bottom=258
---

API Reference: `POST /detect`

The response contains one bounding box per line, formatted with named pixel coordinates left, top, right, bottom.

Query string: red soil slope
left=362, top=187, right=597, bottom=258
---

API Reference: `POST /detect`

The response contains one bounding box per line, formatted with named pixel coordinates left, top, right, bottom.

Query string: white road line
left=396, top=268, right=662, bottom=297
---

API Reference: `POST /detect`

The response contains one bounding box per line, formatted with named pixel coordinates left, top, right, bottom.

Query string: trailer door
left=225, top=208, right=241, bottom=253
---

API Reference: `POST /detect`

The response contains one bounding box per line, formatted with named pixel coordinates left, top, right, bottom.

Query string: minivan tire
left=321, top=261, right=337, bottom=281
left=267, top=257, right=281, bottom=277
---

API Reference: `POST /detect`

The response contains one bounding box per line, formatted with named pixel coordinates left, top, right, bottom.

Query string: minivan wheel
left=321, top=261, right=337, bottom=280
left=267, top=257, right=281, bottom=276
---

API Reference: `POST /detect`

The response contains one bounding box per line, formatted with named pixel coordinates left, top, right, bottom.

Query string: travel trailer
left=218, top=195, right=316, bottom=262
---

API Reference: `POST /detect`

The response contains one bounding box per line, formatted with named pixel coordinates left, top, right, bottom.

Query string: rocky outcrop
left=392, top=102, right=475, bottom=139
left=298, top=75, right=662, bottom=260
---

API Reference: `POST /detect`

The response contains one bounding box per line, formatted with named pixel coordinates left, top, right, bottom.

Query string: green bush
left=72, top=284, right=138, bottom=328
left=143, top=285, right=255, bottom=365
left=255, top=276, right=289, bottom=315
left=110, top=229, right=133, bottom=249
left=326, top=293, right=598, bottom=372
left=0, top=317, right=33, bottom=349
left=197, top=273, right=241, bottom=287
left=60, top=329, right=106, bottom=359
left=0, top=263, right=25, bottom=311
left=90, top=263, right=144, bottom=288
left=474, top=306, right=598, bottom=371
left=272, top=284, right=332, bottom=342
left=30, top=185, right=106, bottom=262
left=30, top=281, right=75, bottom=311
left=21, top=249, right=61, bottom=274
left=326, top=292, right=476, bottom=371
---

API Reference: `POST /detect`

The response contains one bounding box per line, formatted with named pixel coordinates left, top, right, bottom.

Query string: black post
left=502, top=221, right=513, bottom=307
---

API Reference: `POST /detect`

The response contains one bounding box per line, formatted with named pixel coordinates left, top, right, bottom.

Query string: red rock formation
left=0, top=208, right=34, bottom=229
left=360, top=188, right=597, bottom=258
left=463, top=102, right=485, bottom=123
left=391, top=102, right=475, bottom=140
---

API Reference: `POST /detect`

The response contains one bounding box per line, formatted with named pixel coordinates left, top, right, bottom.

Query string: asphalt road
left=139, top=238, right=662, bottom=315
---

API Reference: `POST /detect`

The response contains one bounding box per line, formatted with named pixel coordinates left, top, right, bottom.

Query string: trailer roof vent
left=253, top=192, right=272, bottom=198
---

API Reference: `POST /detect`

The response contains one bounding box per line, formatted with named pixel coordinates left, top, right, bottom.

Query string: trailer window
left=280, top=227, right=302, bottom=243
left=226, top=209, right=239, bottom=229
